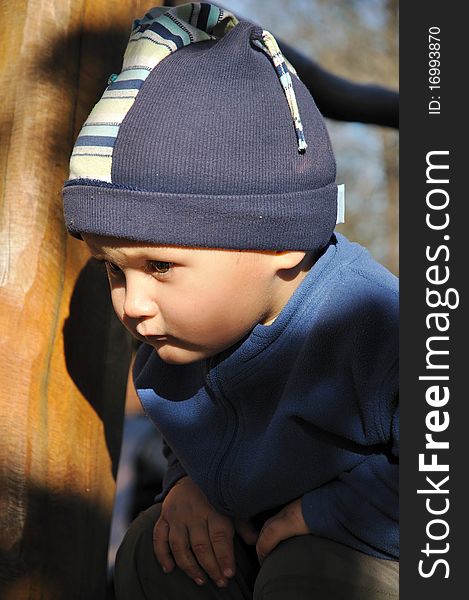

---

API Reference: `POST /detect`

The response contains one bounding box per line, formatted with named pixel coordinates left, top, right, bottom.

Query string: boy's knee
left=254, top=535, right=399, bottom=600
left=254, top=536, right=310, bottom=600
left=114, top=504, right=165, bottom=596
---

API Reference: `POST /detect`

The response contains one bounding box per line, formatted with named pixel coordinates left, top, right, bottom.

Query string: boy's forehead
left=82, top=233, right=171, bottom=258
left=81, top=232, right=272, bottom=264
left=82, top=233, right=227, bottom=259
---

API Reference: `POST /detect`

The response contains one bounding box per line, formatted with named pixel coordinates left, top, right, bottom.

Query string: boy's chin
left=150, top=341, right=211, bottom=366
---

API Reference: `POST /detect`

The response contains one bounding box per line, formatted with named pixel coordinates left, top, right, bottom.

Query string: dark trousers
left=114, top=503, right=399, bottom=600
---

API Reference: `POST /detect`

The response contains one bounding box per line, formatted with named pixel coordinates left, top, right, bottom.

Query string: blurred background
left=225, top=0, right=399, bottom=275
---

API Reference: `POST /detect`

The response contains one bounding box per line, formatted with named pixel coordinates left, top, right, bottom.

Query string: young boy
left=62, top=3, right=399, bottom=599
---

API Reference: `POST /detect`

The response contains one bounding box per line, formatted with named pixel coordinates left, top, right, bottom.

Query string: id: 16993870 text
left=428, top=26, right=441, bottom=115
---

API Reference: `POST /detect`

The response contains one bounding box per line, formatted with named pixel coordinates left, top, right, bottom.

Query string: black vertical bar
left=400, top=3, right=466, bottom=599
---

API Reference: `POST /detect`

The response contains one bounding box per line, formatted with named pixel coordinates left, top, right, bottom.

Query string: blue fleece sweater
left=133, top=233, right=399, bottom=560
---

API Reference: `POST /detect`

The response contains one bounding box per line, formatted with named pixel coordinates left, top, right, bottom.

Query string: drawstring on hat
left=71, top=3, right=307, bottom=186
left=251, top=29, right=307, bottom=154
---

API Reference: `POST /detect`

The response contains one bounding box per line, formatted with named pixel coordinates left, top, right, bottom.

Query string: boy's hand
left=154, top=476, right=237, bottom=588
left=255, top=498, right=310, bottom=564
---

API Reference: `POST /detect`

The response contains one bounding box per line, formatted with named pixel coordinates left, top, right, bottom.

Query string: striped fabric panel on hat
left=69, top=3, right=239, bottom=183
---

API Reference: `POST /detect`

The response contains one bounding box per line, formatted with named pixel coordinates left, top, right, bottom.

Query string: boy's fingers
left=153, top=517, right=175, bottom=573
left=168, top=523, right=208, bottom=584
left=189, top=522, right=227, bottom=586
left=256, top=500, right=309, bottom=563
left=208, top=516, right=236, bottom=580
left=256, top=517, right=289, bottom=564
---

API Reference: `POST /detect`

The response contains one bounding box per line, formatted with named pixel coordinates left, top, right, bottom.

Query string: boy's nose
left=123, top=276, right=158, bottom=319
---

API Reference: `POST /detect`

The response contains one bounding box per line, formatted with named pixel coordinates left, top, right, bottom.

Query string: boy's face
left=82, top=233, right=301, bottom=365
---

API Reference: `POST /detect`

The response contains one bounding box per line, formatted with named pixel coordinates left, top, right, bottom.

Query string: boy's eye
left=148, top=261, right=172, bottom=274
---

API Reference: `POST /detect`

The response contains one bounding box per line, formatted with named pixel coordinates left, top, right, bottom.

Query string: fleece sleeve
left=153, top=439, right=188, bottom=503
left=301, top=395, right=399, bottom=560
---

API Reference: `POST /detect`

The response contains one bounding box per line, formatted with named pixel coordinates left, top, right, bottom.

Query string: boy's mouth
left=134, top=331, right=167, bottom=343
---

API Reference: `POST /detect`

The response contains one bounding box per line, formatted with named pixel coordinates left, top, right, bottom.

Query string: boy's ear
left=272, top=250, right=308, bottom=271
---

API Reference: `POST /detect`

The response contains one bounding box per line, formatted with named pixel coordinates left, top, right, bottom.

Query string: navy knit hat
left=62, top=3, right=342, bottom=251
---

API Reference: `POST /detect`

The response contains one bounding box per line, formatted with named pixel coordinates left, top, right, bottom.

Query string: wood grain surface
left=0, top=1, right=155, bottom=598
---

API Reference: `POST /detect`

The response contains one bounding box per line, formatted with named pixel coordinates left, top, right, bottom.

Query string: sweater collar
left=208, top=235, right=340, bottom=381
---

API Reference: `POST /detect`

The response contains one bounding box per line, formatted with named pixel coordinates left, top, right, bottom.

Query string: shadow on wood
left=0, top=483, right=112, bottom=599
left=0, top=2, right=152, bottom=598
left=63, top=258, right=132, bottom=482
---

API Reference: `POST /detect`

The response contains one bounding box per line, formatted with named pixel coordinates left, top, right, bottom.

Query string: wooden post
left=0, top=1, right=154, bottom=598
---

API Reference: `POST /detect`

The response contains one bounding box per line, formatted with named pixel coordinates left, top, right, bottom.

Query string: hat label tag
left=336, top=184, right=345, bottom=224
